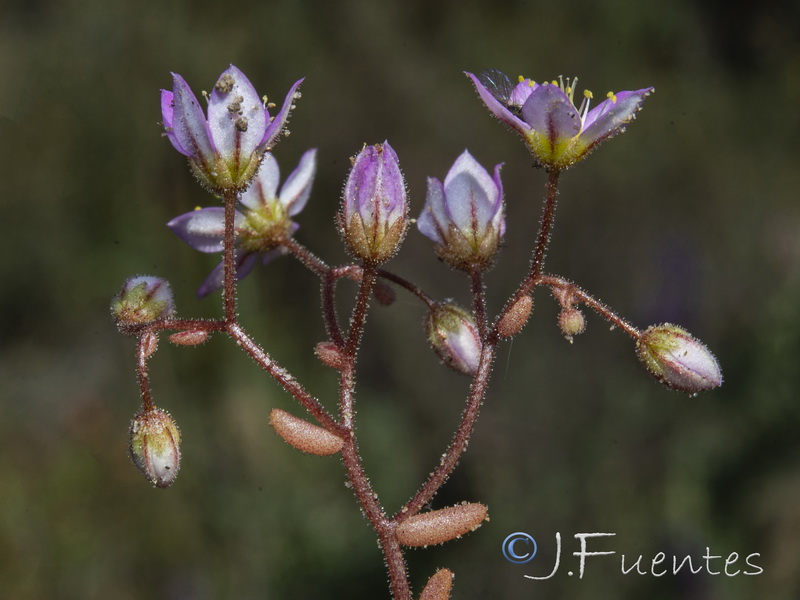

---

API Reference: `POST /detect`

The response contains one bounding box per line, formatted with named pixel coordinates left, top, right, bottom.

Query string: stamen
left=517, top=75, right=524, bottom=83
left=607, top=91, right=618, bottom=103
left=577, top=89, right=593, bottom=123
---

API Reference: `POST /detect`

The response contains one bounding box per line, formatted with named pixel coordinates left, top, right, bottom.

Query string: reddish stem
left=222, top=190, right=238, bottom=323
left=344, top=266, right=376, bottom=359
left=471, top=269, right=488, bottom=339
left=539, top=275, right=641, bottom=340
left=136, top=333, right=154, bottom=412
left=396, top=341, right=495, bottom=520
left=493, top=168, right=561, bottom=335
left=227, top=322, right=344, bottom=436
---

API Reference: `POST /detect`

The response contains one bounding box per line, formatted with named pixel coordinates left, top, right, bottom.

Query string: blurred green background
left=2, top=0, right=799, bottom=598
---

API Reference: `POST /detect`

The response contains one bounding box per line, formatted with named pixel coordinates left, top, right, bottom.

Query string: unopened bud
left=497, top=295, right=533, bottom=338
left=315, top=341, right=346, bottom=370
left=269, top=409, right=344, bottom=456
left=129, top=408, right=181, bottom=488
left=396, top=502, right=488, bottom=547
left=339, top=142, right=408, bottom=264
left=636, top=324, right=722, bottom=393
left=419, top=568, right=454, bottom=600
left=112, top=276, right=175, bottom=328
left=558, top=307, right=586, bottom=341
left=417, top=150, right=505, bottom=272
left=169, top=329, right=210, bottom=346
left=426, top=304, right=482, bottom=376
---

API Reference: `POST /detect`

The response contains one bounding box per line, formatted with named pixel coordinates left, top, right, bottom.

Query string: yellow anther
left=517, top=75, right=524, bottom=83
left=528, top=80, right=536, bottom=87
left=584, top=90, right=594, bottom=99
left=194, top=206, right=202, bottom=211
left=607, top=91, right=617, bottom=103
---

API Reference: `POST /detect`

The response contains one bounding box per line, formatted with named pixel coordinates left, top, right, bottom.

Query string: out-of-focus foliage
left=1, top=0, right=799, bottom=598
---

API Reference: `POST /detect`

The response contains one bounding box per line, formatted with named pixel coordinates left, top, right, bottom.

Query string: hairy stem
left=335, top=263, right=411, bottom=598
left=345, top=266, right=376, bottom=358
left=222, top=190, right=238, bottom=323
left=226, top=322, right=343, bottom=435
left=494, top=168, right=561, bottom=334
left=396, top=341, right=495, bottom=519
left=471, top=269, right=488, bottom=339
left=136, top=333, right=155, bottom=412
left=539, top=275, right=641, bottom=340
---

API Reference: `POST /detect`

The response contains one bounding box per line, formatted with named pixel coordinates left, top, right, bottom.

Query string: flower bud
left=269, top=409, right=344, bottom=456
left=168, top=329, right=210, bottom=346
left=497, top=295, right=533, bottom=338
left=395, top=503, right=488, bottom=547
left=558, top=307, right=586, bottom=341
left=426, top=304, right=482, bottom=376
left=315, top=341, right=346, bottom=370
left=339, top=142, right=408, bottom=264
left=419, top=568, right=454, bottom=600
left=636, top=324, right=722, bottom=393
left=417, top=150, right=505, bottom=271
left=111, top=276, right=175, bottom=328
left=129, top=408, right=181, bottom=488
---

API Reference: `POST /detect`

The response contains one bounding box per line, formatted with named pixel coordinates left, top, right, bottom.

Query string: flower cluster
left=168, top=149, right=317, bottom=296
left=111, top=62, right=723, bottom=600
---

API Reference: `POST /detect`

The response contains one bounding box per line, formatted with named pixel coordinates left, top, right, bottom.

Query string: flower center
left=237, top=200, right=292, bottom=252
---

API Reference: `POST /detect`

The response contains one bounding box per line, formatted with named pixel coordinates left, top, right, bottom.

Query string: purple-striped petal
left=417, top=177, right=447, bottom=244
left=442, top=151, right=498, bottom=234
left=167, top=207, right=243, bottom=253
left=345, top=142, right=406, bottom=228
left=465, top=72, right=529, bottom=135
left=208, top=65, right=268, bottom=172
left=280, top=148, right=317, bottom=216
left=377, top=142, right=406, bottom=224
left=520, top=84, right=581, bottom=145
left=579, top=87, right=654, bottom=149
left=240, top=153, right=280, bottom=210
left=161, top=90, right=190, bottom=156
left=491, top=163, right=506, bottom=237
left=261, top=78, right=305, bottom=151
left=170, top=73, right=217, bottom=166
